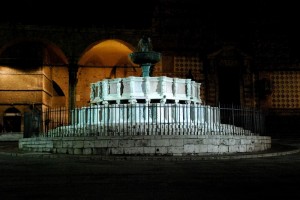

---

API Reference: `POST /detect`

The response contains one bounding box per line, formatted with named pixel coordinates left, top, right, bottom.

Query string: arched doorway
left=207, top=44, right=251, bottom=106
left=3, top=107, right=21, bottom=132
left=218, top=65, right=241, bottom=105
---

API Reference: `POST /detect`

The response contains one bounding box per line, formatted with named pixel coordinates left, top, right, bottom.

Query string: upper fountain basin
left=129, top=51, right=161, bottom=65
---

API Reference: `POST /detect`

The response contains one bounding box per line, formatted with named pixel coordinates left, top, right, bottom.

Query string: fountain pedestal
left=141, top=64, right=150, bottom=77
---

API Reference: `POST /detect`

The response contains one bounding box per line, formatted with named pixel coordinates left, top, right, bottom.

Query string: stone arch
left=75, top=39, right=140, bottom=107
left=78, top=39, right=136, bottom=67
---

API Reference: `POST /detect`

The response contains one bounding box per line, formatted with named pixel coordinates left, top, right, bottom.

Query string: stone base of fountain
left=19, top=135, right=271, bottom=156
left=19, top=75, right=271, bottom=156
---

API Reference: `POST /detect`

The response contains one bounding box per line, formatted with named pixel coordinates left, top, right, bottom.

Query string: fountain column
left=141, top=63, right=151, bottom=77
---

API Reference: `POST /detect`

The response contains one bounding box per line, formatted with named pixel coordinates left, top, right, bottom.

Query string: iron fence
left=29, top=104, right=265, bottom=137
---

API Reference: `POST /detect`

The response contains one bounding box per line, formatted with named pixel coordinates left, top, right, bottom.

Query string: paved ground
left=1, top=139, right=300, bottom=199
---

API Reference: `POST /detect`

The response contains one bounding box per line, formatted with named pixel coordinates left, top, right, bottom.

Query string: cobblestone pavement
left=1, top=139, right=300, bottom=199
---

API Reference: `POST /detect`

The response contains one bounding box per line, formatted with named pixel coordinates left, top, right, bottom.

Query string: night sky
left=0, top=0, right=158, bottom=28
left=0, top=1, right=297, bottom=27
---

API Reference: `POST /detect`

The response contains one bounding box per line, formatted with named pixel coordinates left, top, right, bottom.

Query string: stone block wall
left=19, top=135, right=271, bottom=156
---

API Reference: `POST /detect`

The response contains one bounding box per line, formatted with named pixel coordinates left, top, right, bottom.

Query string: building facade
left=0, top=1, right=299, bottom=137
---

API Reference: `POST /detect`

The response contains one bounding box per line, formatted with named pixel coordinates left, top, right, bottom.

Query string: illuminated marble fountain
left=19, top=37, right=271, bottom=155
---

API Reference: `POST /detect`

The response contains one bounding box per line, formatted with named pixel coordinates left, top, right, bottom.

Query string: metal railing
left=29, top=104, right=265, bottom=137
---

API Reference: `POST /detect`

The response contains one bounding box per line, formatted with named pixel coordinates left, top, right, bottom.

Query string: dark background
left=0, top=0, right=158, bottom=27
left=1, top=0, right=298, bottom=29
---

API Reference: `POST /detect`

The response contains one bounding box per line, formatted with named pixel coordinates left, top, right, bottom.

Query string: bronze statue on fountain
left=129, top=35, right=161, bottom=77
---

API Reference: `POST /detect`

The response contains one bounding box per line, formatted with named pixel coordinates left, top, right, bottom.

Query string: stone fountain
left=19, top=36, right=271, bottom=156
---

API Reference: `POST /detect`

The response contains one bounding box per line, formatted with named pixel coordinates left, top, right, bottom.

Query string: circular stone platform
left=19, top=135, right=271, bottom=156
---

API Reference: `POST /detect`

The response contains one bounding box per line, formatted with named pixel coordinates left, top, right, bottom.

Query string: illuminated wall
left=0, top=66, right=44, bottom=105
left=76, top=39, right=141, bottom=107
left=271, top=71, right=300, bottom=108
